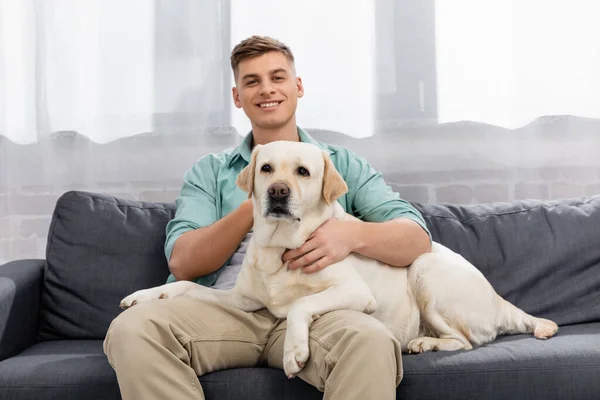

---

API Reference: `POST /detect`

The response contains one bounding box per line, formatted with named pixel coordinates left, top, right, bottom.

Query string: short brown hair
left=230, top=35, right=295, bottom=80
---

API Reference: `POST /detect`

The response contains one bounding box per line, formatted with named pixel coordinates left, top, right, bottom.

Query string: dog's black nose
left=268, top=182, right=290, bottom=200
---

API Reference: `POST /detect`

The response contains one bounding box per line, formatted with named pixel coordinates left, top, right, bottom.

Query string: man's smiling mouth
left=258, top=101, right=282, bottom=109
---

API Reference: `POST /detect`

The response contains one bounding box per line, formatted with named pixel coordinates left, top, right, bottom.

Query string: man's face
left=232, top=51, right=304, bottom=130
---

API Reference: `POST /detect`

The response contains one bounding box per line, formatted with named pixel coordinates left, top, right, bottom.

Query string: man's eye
left=273, top=76, right=284, bottom=81
left=297, top=167, right=310, bottom=176
left=246, top=80, right=257, bottom=85
left=261, top=164, right=272, bottom=173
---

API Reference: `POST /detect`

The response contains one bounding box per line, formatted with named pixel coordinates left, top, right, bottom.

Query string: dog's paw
left=283, top=341, right=310, bottom=379
left=534, top=319, right=559, bottom=340
left=407, top=337, right=436, bottom=354
left=119, top=288, right=169, bottom=309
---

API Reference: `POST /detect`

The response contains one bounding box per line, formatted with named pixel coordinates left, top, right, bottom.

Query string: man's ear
left=232, top=86, right=242, bottom=109
left=322, top=151, right=348, bottom=205
left=296, top=77, right=304, bottom=99
left=236, top=145, right=262, bottom=198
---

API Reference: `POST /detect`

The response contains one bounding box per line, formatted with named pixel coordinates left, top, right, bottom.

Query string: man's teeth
left=260, top=102, right=279, bottom=108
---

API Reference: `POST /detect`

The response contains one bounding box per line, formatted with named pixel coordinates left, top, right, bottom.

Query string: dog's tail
left=496, top=298, right=558, bottom=340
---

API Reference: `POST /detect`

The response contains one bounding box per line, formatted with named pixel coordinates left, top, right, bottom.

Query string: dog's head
left=236, top=141, right=348, bottom=223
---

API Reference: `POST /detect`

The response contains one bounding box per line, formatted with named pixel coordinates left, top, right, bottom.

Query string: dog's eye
left=261, top=164, right=272, bottom=173
left=297, top=166, right=310, bottom=176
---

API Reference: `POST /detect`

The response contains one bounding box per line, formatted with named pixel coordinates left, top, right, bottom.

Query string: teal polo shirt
left=165, top=127, right=431, bottom=287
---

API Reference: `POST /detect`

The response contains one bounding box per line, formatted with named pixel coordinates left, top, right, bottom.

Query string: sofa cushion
left=39, top=191, right=600, bottom=340
left=39, top=191, right=175, bottom=340
left=399, top=322, right=600, bottom=400
left=0, top=340, right=121, bottom=400
left=1, top=324, right=599, bottom=400
left=414, top=195, right=600, bottom=326
left=0, top=340, right=321, bottom=400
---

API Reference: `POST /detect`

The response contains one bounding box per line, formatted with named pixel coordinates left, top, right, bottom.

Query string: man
left=104, top=35, right=431, bottom=400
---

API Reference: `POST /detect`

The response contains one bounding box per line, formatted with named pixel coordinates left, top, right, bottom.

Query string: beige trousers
left=103, top=297, right=403, bottom=400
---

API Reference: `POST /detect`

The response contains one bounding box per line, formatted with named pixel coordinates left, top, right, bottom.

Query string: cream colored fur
left=120, top=141, right=558, bottom=378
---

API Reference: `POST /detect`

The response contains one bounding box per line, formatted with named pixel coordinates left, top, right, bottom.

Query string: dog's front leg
left=282, top=285, right=376, bottom=378
left=183, top=284, right=265, bottom=312
left=120, top=281, right=264, bottom=312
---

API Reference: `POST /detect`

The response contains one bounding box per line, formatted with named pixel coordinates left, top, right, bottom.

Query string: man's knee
left=337, top=312, right=399, bottom=350
left=103, top=302, right=162, bottom=365
left=313, top=310, right=403, bottom=383
left=314, top=310, right=395, bottom=342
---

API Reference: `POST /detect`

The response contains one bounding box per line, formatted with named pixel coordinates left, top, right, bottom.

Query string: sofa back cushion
left=39, top=191, right=174, bottom=340
left=414, top=196, right=600, bottom=326
left=39, top=191, right=600, bottom=340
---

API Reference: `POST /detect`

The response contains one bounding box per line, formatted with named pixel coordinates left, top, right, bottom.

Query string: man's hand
left=283, top=218, right=359, bottom=274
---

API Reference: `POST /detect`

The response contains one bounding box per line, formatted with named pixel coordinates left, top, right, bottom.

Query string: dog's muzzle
left=266, top=182, right=292, bottom=217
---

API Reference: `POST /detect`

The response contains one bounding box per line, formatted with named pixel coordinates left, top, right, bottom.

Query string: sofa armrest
left=0, top=259, right=44, bottom=361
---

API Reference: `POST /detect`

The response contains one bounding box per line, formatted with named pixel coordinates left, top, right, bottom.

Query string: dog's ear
left=236, top=145, right=262, bottom=198
left=322, top=151, right=348, bottom=205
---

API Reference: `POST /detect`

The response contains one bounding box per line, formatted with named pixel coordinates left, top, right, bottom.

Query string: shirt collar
left=229, top=126, right=333, bottom=167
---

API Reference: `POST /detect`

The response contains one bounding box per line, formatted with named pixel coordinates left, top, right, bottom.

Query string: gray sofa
left=1, top=190, right=600, bottom=400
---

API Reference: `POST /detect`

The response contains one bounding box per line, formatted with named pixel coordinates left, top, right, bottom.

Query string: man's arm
left=285, top=147, right=431, bottom=273
left=345, top=217, right=431, bottom=267
left=165, top=155, right=253, bottom=283
left=169, top=199, right=253, bottom=281
left=285, top=216, right=430, bottom=273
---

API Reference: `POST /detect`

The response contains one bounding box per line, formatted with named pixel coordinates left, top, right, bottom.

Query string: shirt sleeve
left=164, top=155, right=219, bottom=263
left=341, top=148, right=431, bottom=240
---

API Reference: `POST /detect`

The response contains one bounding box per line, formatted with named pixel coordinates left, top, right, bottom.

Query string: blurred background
left=1, top=0, right=599, bottom=263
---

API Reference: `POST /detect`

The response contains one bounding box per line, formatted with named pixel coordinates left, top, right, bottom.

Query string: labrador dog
left=120, top=141, right=558, bottom=378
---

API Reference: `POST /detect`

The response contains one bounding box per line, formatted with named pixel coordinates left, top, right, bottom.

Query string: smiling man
left=104, top=36, right=431, bottom=400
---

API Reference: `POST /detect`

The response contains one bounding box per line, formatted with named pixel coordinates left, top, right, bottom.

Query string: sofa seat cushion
left=0, top=340, right=320, bottom=400
left=1, top=324, right=599, bottom=400
left=400, top=322, right=600, bottom=400
left=0, top=340, right=120, bottom=400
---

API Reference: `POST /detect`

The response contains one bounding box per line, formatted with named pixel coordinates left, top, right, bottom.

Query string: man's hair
left=230, top=35, right=295, bottom=80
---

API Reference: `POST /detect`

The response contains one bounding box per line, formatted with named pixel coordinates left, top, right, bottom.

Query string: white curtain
left=2, top=0, right=599, bottom=142
left=1, top=0, right=600, bottom=263
left=435, top=0, right=600, bottom=129
left=1, top=0, right=228, bottom=144
left=230, top=0, right=375, bottom=138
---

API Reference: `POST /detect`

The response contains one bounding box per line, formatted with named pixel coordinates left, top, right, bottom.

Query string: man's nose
left=268, top=182, right=290, bottom=200
left=259, top=81, right=275, bottom=95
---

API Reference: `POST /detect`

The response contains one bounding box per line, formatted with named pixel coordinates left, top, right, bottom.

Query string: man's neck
left=251, top=118, right=300, bottom=147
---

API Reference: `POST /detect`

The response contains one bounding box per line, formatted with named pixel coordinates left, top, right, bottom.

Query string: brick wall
left=2, top=117, right=599, bottom=264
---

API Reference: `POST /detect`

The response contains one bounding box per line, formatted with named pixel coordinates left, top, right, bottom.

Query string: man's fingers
left=283, top=247, right=303, bottom=263
left=288, top=248, right=324, bottom=270
left=282, top=238, right=317, bottom=262
left=302, top=257, right=331, bottom=274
